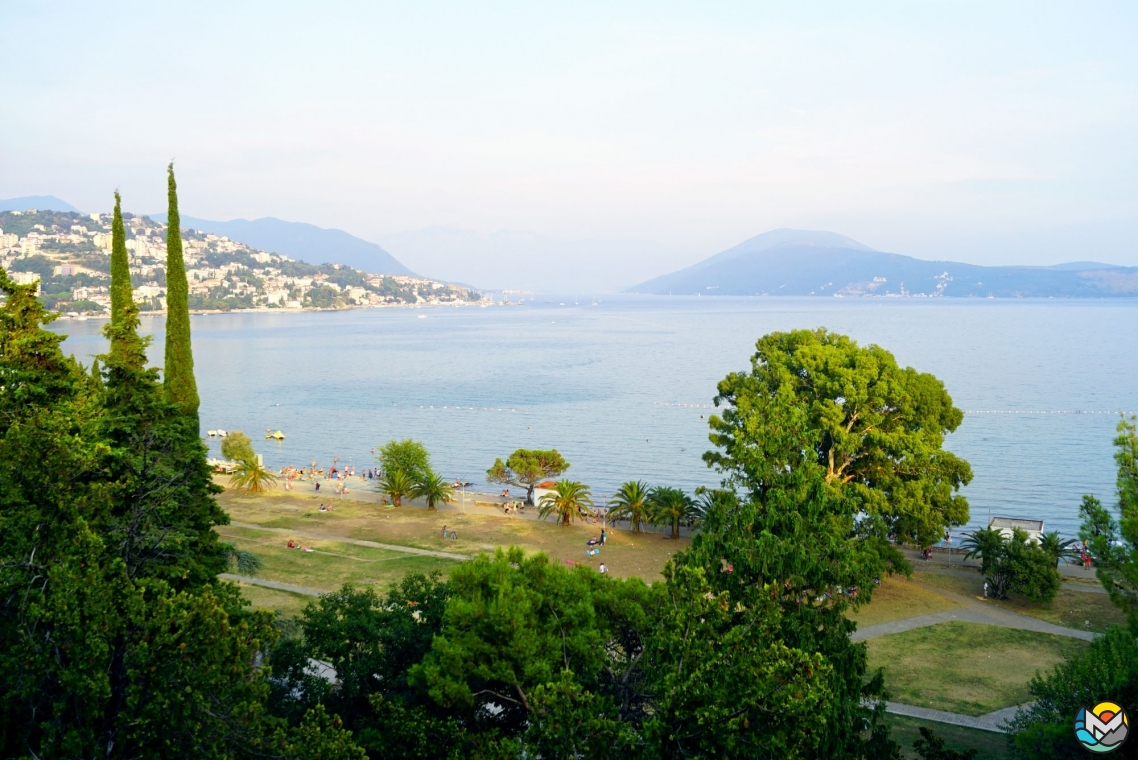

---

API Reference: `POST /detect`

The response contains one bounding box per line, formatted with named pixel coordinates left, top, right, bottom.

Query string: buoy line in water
left=654, top=403, right=1136, bottom=415
left=392, top=403, right=534, bottom=413
left=964, top=410, right=1137, bottom=415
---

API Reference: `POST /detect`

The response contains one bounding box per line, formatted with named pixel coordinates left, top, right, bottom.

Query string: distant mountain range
left=628, top=229, right=1138, bottom=298
left=0, top=195, right=82, bottom=213
left=150, top=215, right=415, bottom=276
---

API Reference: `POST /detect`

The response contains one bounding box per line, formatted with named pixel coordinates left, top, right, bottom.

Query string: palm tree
left=960, top=526, right=1011, bottom=598
left=649, top=486, right=698, bottom=540
left=412, top=470, right=454, bottom=511
left=229, top=456, right=278, bottom=493
left=607, top=480, right=651, bottom=533
left=222, top=543, right=263, bottom=576
left=1038, top=530, right=1079, bottom=567
left=538, top=480, right=593, bottom=526
left=378, top=468, right=415, bottom=507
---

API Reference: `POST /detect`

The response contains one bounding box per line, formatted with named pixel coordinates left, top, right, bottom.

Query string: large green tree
left=221, top=430, right=256, bottom=461
left=0, top=267, right=330, bottom=758
left=163, top=162, right=199, bottom=415
left=110, top=190, right=132, bottom=327
left=487, top=448, right=569, bottom=505
left=705, top=328, right=972, bottom=546
left=378, top=438, right=431, bottom=480
left=409, top=549, right=653, bottom=746
left=695, top=368, right=906, bottom=759
left=1080, top=416, right=1138, bottom=628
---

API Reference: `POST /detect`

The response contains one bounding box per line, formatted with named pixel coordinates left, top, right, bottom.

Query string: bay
left=51, top=296, right=1138, bottom=540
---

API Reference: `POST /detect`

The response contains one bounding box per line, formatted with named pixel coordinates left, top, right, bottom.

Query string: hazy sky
left=3, top=1, right=1137, bottom=285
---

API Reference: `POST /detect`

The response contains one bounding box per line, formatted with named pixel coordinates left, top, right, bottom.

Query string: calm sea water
left=51, top=296, right=1138, bottom=539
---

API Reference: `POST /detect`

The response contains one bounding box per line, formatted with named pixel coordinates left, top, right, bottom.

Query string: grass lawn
left=218, top=489, right=686, bottom=581
left=217, top=488, right=688, bottom=615
left=848, top=575, right=962, bottom=628
left=866, top=621, right=1088, bottom=716
left=235, top=582, right=314, bottom=619
left=913, top=569, right=1126, bottom=633
left=219, top=524, right=460, bottom=591
left=883, top=714, right=1012, bottom=760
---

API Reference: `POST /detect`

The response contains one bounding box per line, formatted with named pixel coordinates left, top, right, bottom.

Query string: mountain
left=150, top=215, right=414, bottom=276
left=628, top=229, right=1138, bottom=298
left=0, top=195, right=82, bottom=213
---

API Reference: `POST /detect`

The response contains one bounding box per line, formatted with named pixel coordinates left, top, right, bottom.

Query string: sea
left=50, top=296, right=1138, bottom=541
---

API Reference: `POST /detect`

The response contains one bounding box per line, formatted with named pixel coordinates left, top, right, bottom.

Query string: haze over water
left=53, top=297, right=1138, bottom=540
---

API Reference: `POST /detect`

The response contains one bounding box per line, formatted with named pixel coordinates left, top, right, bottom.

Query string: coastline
left=51, top=298, right=522, bottom=321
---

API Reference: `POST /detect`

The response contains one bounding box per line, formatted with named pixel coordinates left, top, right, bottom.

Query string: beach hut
left=988, top=516, right=1044, bottom=544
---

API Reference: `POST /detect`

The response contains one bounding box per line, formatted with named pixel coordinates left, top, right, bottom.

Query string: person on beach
left=315, top=482, right=320, bottom=491
left=599, top=563, right=608, bottom=574
left=600, top=528, right=607, bottom=545
left=983, top=581, right=989, bottom=598
left=441, top=525, right=447, bottom=538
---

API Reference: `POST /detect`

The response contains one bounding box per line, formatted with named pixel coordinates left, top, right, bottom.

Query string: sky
left=2, top=2, right=1137, bottom=288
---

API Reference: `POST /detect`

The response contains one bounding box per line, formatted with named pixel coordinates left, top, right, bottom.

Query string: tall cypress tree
left=162, top=163, right=199, bottom=416
left=109, top=191, right=132, bottom=327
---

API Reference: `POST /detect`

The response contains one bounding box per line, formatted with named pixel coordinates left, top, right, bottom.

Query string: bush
left=1008, top=626, right=1138, bottom=759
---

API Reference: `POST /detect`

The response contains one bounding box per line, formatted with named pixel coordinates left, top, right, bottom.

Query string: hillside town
left=0, top=208, right=480, bottom=316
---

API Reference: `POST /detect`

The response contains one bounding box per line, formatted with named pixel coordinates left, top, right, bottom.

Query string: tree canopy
left=162, top=163, right=199, bottom=415
left=696, top=370, right=907, bottom=758
left=1079, top=416, right=1138, bottom=629
left=221, top=430, right=256, bottom=462
left=487, top=448, right=569, bottom=504
left=378, top=438, right=431, bottom=479
left=705, top=327, right=972, bottom=546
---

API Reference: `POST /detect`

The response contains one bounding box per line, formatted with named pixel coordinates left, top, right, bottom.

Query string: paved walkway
left=905, top=547, right=1099, bottom=582
left=916, top=564, right=1106, bottom=594
left=857, top=579, right=1093, bottom=734
left=226, top=521, right=472, bottom=562
left=220, top=573, right=324, bottom=596
left=853, top=584, right=1096, bottom=642
left=881, top=701, right=1030, bottom=733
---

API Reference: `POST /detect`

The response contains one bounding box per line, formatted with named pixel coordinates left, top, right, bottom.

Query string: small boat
left=266, top=430, right=285, bottom=440
left=217, top=429, right=228, bottom=438
left=207, top=430, right=217, bottom=437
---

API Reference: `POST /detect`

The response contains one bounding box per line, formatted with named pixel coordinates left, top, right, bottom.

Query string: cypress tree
left=109, top=191, right=132, bottom=327
left=162, top=163, right=200, bottom=416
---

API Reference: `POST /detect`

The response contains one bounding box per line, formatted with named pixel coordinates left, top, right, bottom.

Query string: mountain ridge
left=0, top=195, right=82, bottom=213
left=149, top=214, right=415, bottom=276
left=629, top=230, right=1138, bottom=298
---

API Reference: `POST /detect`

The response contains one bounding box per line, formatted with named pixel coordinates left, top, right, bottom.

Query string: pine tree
left=109, top=191, right=132, bottom=327
left=162, top=163, right=199, bottom=416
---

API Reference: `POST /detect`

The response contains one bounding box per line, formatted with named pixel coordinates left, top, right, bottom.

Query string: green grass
left=883, top=713, right=1012, bottom=759
left=218, top=489, right=685, bottom=581
left=219, top=528, right=461, bottom=616
left=236, top=582, right=314, bottom=619
left=866, top=621, right=1088, bottom=716
left=913, top=569, right=1127, bottom=633
left=848, top=575, right=962, bottom=628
